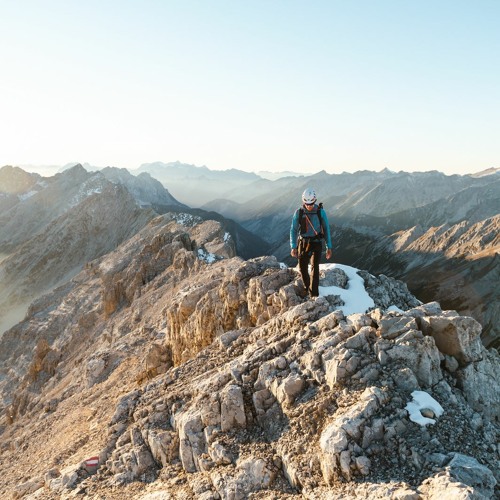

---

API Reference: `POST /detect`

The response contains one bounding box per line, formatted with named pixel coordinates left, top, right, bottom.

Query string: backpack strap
left=299, top=207, right=306, bottom=233
left=317, top=203, right=323, bottom=231
left=299, top=203, right=325, bottom=238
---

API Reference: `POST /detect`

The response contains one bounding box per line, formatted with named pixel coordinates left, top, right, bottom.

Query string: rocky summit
left=0, top=214, right=498, bottom=499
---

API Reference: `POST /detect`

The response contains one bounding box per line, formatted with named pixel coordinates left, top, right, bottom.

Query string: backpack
left=299, top=202, right=324, bottom=238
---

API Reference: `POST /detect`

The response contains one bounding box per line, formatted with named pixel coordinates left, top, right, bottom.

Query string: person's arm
left=320, top=208, right=333, bottom=259
left=290, top=210, right=299, bottom=257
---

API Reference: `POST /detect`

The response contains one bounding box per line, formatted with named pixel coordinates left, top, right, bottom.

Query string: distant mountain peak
left=470, top=167, right=500, bottom=178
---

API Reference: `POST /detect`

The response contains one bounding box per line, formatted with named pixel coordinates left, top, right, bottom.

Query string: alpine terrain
left=0, top=165, right=267, bottom=337
left=0, top=200, right=498, bottom=498
left=149, top=164, right=499, bottom=349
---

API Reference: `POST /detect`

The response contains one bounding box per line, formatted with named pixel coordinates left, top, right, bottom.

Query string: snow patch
left=173, top=213, right=202, bottom=226
left=318, top=263, right=375, bottom=315
left=69, top=183, right=104, bottom=207
left=197, top=248, right=217, bottom=264
left=18, top=190, right=38, bottom=201
left=223, top=232, right=231, bottom=242
left=387, top=305, right=404, bottom=313
left=405, top=391, right=444, bottom=427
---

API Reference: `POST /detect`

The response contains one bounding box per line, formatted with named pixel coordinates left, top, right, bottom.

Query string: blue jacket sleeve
left=320, top=208, right=332, bottom=249
left=290, top=210, right=300, bottom=249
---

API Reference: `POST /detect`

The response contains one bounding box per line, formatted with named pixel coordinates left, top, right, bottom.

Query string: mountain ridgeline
left=135, top=162, right=500, bottom=349
left=0, top=165, right=268, bottom=336
left=0, top=162, right=498, bottom=346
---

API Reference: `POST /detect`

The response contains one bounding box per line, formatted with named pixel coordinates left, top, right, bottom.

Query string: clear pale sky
left=1, top=0, right=498, bottom=175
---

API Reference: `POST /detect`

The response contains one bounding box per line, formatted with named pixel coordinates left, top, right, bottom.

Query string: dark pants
left=298, top=239, right=322, bottom=296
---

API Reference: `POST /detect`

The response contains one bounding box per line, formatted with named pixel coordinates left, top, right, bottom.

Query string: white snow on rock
left=319, top=263, right=375, bottom=315
left=198, top=248, right=217, bottom=264
left=388, top=305, right=404, bottom=313
left=405, top=390, right=444, bottom=426
left=173, top=213, right=202, bottom=226
left=18, top=190, right=38, bottom=201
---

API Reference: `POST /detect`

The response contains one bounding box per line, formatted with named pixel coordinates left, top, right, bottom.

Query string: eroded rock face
left=0, top=215, right=498, bottom=499
left=165, top=256, right=298, bottom=364
left=456, top=349, right=500, bottom=421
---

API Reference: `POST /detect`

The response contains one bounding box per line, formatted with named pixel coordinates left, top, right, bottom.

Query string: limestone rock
left=176, top=409, right=207, bottom=473
left=446, top=453, right=497, bottom=498
left=320, top=267, right=348, bottom=287
left=12, top=476, right=44, bottom=498
left=420, top=453, right=498, bottom=500
left=420, top=315, right=484, bottom=366
left=276, top=372, right=305, bottom=406
left=220, top=384, right=246, bottom=432
left=419, top=473, right=481, bottom=499
left=358, top=270, right=421, bottom=311
left=320, top=387, right=389, bottom=482
left=211, top=457, right=276, bottom=500
left=147, top=429, right=179, bottom=467
left=378, top=316, right=418, bottom=340
left=377, top=336, right=442, bottom=387
left=209, top=441, right=233, bottom=465
left=456, top=348, right=500, bottom=420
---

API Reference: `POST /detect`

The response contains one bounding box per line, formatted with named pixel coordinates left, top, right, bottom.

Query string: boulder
left=320, top=387, right=388, bottom=481
left=320, top=267, right=348, bottom=287
left=147, top=429, right=179, bottom=467
left=455, top=348, right=500, bottom=420
left=12, top=477, right=44, bottom=498
left=419, top=473, right=479, bottom=499
left=276, top=372, right=305, bottom=406
left=211, top=457, right=276, bottom=500
left=176, top=409, right=206, bottom=473
left=220, top=384, right=246, bottom=432
left=378, top=336, right=442, bottom=387
left=130, top=426, right=156, bottom=477
left=447, top=453, right=497, bottom=498
left=378, top=316, right=418, bottom=340
left=420, top=316, right=483, bottom=366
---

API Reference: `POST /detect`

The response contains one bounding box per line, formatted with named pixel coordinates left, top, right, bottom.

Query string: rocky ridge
left=0, top=215, right=498, bottom=499
left=196, top=167, right=500, bottom=348
left=0, top=164, right=187, bottom=336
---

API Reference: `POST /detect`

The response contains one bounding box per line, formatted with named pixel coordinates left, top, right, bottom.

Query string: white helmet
left=302, top=188, right=317, bottom=204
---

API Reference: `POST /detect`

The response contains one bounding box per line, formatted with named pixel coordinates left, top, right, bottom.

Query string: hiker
left=290, top=188, right=332, bottom=297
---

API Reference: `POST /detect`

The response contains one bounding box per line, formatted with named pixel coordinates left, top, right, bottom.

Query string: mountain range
left=0, top=165, right=267, bottom=336
left=134, top=163, right=500, bottom=348
left=0, top=205, right=498, bottom=497
left=0, top=162, right=499, bottom=497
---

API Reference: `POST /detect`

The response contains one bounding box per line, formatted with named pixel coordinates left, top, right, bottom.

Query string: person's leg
left=299, top=252, right=311, bottom=292
left=310, top=246, right=322, bottom=296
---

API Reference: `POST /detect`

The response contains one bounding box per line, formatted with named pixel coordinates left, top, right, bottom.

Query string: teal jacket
left=290, top=204, right=332, bottom=250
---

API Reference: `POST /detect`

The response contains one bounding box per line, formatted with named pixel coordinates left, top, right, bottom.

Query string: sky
left=1, top=0, right=499, bottom=175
